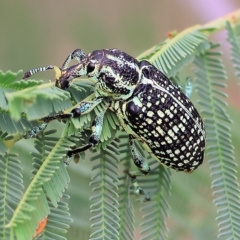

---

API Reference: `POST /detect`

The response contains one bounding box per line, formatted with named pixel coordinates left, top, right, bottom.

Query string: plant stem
left=201, top=8, right=240, bottom=33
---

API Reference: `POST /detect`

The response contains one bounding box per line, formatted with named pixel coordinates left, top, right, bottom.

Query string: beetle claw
left=127, top=171, right=150, bottom=201
left=63, top=156, right=72, bottom=166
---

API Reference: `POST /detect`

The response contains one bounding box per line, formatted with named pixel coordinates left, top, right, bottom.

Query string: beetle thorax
left=92, top=49, right=141, bottom=100
left=94, top=71, right=138, bottom=100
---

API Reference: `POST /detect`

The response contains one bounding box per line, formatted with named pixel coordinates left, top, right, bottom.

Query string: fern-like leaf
left=67, top=98, right=119, bottom=151
left=68, top=80, right=94, bottom=104
left=35, top=194, right=72, bottom=240
left=140, top=164, right=170, bottom=240
left=195, top=42, right=240, bottom=239
left=0, top=131, right=11, bottom=155
left=117, top=132, right=135, bottom=240
left=6, top=83, right=72, bottom=121
left=138, top=28, right=208, bottom=77
left=30, top=131, right=72, bottom=240
left=6, top=129, right=74, bottom=240
left=117, top=176, right=135, bottom=240
left=0, top=71, right=42, bottom=136
left=0, top=70, right=41, bottom=90
left=226, top=21, right=240, bottom=81
left=136, top=148, right=171, bottom=240
left=0, top=70, right=41, bottom=111
left=0, top=153, right=24, bottom=240
left=89, top=138, right=120, bottom=240
left=0, top=109, right=40, bottom=136
left=118, top=132, right=171, bottom=240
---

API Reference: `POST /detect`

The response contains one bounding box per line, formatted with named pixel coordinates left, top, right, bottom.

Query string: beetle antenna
left=61, top=49, right=87, bottom=70
left=23, top=65, right=55, bottom=79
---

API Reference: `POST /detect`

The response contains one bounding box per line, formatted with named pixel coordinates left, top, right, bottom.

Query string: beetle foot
left=24, top=122, right=48, bottom=139
left=126, top=171, right=150, bottom=201
left=63, top=155, right=73, bottom=166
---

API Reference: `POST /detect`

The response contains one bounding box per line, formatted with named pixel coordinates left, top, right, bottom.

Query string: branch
left=201, top=8, right=240, bottom=33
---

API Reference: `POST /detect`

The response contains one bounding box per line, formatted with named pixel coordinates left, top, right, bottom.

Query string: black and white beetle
left=24, top=48, right=205, bottom=199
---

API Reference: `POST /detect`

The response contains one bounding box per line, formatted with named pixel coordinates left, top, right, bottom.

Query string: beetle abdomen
left=122, top=78, right=205, bottom=172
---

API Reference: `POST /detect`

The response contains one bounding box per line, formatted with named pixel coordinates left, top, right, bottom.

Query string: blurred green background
left=1, top=1, right=240, bottom=240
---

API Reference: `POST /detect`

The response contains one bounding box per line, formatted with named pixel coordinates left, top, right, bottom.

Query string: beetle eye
left=87, top=62, right=95, bottom=74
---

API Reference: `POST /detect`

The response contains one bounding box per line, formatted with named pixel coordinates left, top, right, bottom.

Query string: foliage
left=0, top=11, right=240, bottom=240
left=194, top=43, right=240, bottom=239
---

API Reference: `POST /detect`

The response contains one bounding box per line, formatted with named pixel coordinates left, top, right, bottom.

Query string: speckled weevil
left=24, top=48, right=206, bottom=199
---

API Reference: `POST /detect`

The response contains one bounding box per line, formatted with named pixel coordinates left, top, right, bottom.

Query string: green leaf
left=0, top=70, right=23, bottom=89
left=195, top=42, right=240, bottom=239
left=0, top=109, right=41, bottom=137
left=138, top=28, right=208, bottom=77
left=89, top=138, right=120, bottom=240
left=0, top=153, right=24, bottom=240
left=135, top=145, right=171, bottom=240
left=117, top=132, right=135, bottom=240
left=0, top=131, right=10, bottom=155
left=6, top=84, right=72, bottom=121
left=226, top=21, right=240, bottom=81
left=6, top=129, right=74, bottom=240
left=140, top=165, right=171, bottom=240
left=35, top=194, right=72, bottom=240
left=0, top=70, right=42, bottom=110
left=0, top=70, right=21, bottom=110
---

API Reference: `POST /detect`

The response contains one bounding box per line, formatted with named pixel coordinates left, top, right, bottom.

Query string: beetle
left=24, top=48, right=206, bottom=199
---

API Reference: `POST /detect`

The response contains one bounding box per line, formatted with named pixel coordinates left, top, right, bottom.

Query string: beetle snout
left=55, top=63, right=85, bottom=89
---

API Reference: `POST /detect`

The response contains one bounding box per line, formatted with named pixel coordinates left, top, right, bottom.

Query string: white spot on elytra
left=157, top=118, right=162, bottom=125
left=192, top=161, right=199, bottom=166
left=165, top=136, right=172, bottom=144
left=147, top=111, right=154, bottom=117
left=173, top=125, right=179, bottom=133
left=147, top=102, right=152, bottom=108
left=146, top=118, right=153, bottom=124
left=181, top=146, right=186, bottom=151
left=156, top=126, right=165, bottom=136
left=157, top=110, right=164, bottom=117
left=168, top=129, right=175, bottom=138
left=167, top=149, right=172, bottom=154
left=175, top=149, right=180, bottom=155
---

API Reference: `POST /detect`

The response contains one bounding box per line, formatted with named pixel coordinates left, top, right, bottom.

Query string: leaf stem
left=200, top=8, right=240, bottom=33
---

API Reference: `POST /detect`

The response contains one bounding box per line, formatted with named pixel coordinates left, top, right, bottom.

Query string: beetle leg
left=24, top=98, right=103, bottom=138
left=25, top=98, right=107, bottom=165
left=130, top=177, right=150, bottom=201
left=128, top=135, right=151, bottom=201
left=129, top=135, right=150, bottom=175
left=61, top=49, right=86, bottom=70
left=24, top=122, right=49, bottom=139
left=64, top=109, right=106, bottom=165
left=44, top=98, right=103, bottom=122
